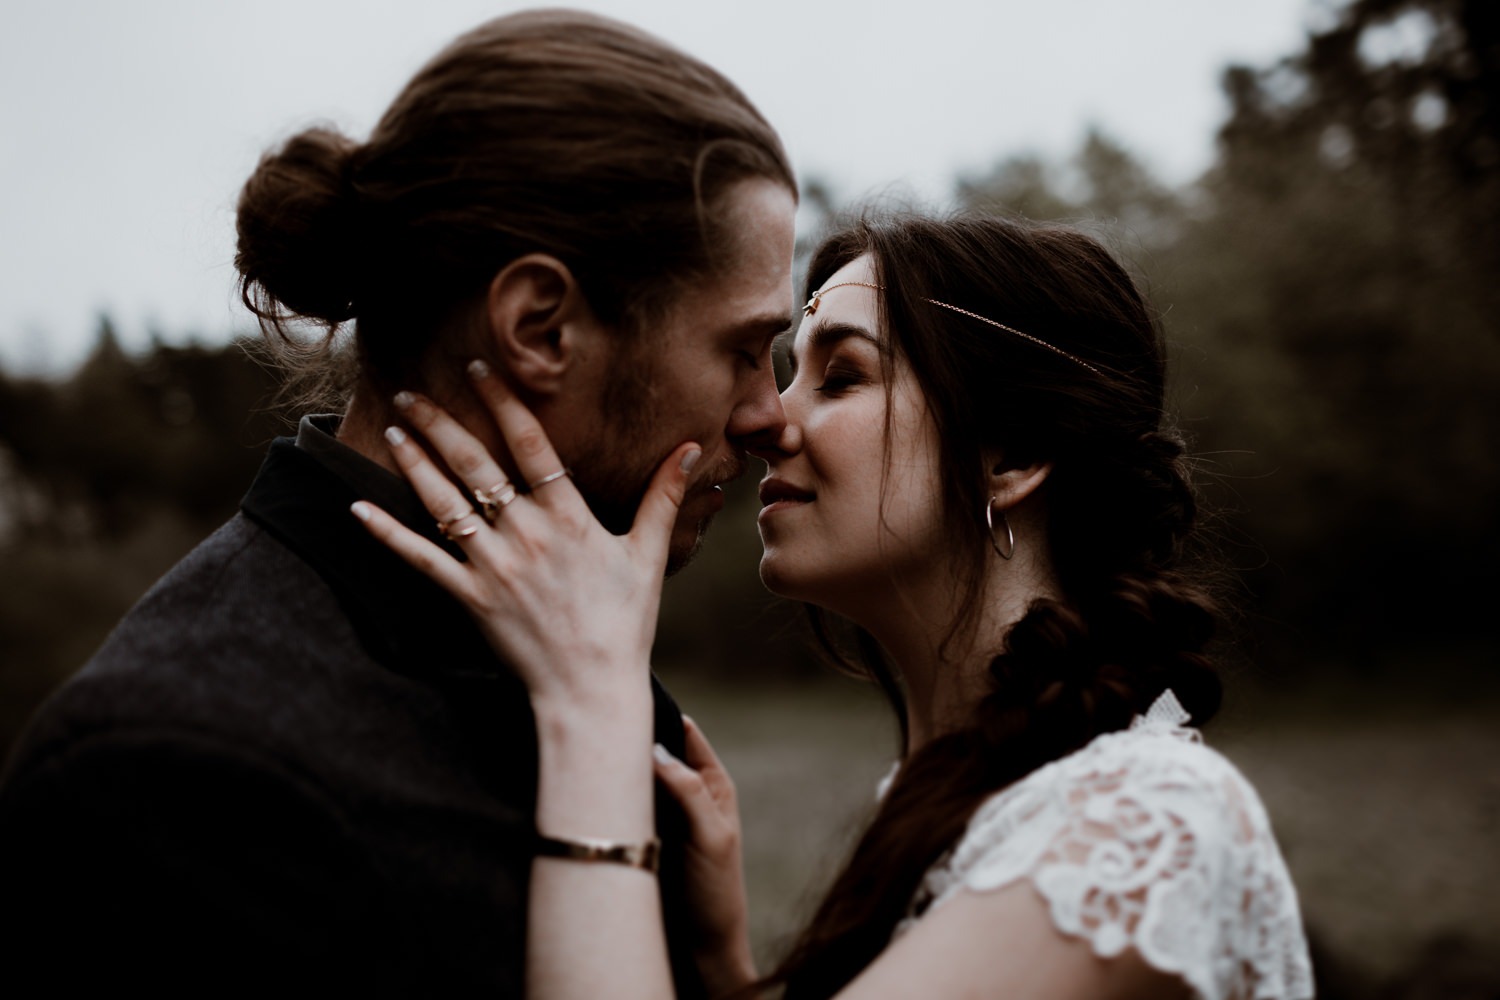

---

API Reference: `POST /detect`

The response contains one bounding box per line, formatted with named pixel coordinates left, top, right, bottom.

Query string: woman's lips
left=757, top=497, right=809, bottom=522
left=757, top=478, right=814, bottom=522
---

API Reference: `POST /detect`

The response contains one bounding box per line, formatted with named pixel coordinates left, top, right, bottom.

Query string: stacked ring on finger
left=473, top=480, right=519, bottom=524
left=528, top=468, right=571, bottom=491
left=437, top=511, right=485, bottom=541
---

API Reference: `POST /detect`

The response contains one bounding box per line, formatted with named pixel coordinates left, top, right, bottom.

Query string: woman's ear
left=484, top=253, right=602, bottom=396
left=984, top=449, right=1054, bottom=511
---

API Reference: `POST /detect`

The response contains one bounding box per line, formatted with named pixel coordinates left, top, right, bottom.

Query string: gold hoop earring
left=986, top=496, right=1015, bottom=560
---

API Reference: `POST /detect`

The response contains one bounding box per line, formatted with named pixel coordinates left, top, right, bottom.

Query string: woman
left=355, top=214, right=1315, bottom=999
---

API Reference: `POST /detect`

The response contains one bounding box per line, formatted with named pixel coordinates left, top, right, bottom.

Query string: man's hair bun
left=235, top=127, right=361, bottom=329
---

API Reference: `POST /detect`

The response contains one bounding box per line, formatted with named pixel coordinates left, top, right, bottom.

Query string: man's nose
left=727, top=366, right=787, bottom=453
left=744, top=384, right=802, bottom=463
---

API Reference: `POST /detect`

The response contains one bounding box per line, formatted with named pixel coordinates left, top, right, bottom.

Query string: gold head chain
left=803, top=281, right=1103, bottom=377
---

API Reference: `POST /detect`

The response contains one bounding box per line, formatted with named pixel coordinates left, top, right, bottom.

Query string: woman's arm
left=838, top=882, right=1191, bottom=1000
left=353, top=364, right=690, bottom=1000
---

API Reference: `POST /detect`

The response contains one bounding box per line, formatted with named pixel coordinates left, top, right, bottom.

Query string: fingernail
left=652, top=743, right=677, bottom=767
left=350, top=501, right=372, bottom=522
left=393, top=390, right=415, bottom=410
left=384, top=425, right=407, bottom=446
left=468, top=359, right=491, bottom=380
left=680, top=449, right=702, bottom=474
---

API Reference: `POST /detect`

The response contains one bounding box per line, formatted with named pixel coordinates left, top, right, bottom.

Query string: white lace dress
left=889, top=691, right=1315, bottom=1000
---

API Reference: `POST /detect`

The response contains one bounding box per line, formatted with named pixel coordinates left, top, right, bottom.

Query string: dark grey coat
left=0, top=434, right=703, bottom=998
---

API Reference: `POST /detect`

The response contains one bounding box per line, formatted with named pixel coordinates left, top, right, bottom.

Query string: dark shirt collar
left=243, top=419, right=501, bottom=682
left=294, top=414, right=433, bottom=531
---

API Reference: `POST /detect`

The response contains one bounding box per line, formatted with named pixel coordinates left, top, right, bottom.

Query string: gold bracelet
left=533, top=832, right=661, bottom=873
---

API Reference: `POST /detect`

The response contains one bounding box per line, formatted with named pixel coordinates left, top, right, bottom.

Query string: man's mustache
left=692, top=452, right=748, bottom=494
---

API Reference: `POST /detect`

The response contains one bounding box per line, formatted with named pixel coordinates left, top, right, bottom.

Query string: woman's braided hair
left=768, top=214, right=1224, bottom=998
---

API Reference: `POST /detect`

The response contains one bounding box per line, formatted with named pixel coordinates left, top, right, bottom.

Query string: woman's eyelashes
left=815, top=362, right=867, bottom=394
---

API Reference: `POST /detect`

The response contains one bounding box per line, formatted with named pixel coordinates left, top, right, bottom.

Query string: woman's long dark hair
left=767, top=215, right=1224, bottom=998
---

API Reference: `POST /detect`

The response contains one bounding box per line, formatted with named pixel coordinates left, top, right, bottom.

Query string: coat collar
left=241, top=430, right=505, bottom=683
left=238, top=420, right=687, bottom=754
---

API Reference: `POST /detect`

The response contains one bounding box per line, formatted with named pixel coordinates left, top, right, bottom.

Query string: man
left=0, top=11, right=795, bottom=996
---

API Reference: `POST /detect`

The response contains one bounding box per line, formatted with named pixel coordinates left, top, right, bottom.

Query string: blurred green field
left=658, top=666, right=1500, bottom=998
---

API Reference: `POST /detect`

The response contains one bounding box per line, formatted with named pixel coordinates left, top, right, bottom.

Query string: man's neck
left=336, top=383, right=402, bottom=476
left=337, top=378, right=525, bottom=482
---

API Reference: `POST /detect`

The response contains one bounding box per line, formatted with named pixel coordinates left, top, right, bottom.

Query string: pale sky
left=0, top=0, right=1322, bottom=372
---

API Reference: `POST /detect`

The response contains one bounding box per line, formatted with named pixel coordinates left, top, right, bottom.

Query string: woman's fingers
left=351, top=500, right=475, bottom=597
left=681, top=717, right=736, bottom=804
left=627, top=443, right=700, bottom=565
left=652, top=744, right=728, bottom=834
left=383, top=425, right=483, bottom=531
left=681, top=717, right=724, bottom=772
left=393, top=390, right=515, bottom=500
left=466, top=360, right=580, bottom=506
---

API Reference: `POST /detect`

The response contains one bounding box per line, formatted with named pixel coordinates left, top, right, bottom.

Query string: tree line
left=2, top=0, right=1496, bottom=754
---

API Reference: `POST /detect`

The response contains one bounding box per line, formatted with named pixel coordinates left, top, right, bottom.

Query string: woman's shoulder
left=943, top=691, right=1261, bottom=874
left=905, top=690, right=1314, bottom=1000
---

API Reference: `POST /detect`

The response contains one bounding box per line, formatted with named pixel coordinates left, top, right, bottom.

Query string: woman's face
left=753, top=254, right=947, bottom=615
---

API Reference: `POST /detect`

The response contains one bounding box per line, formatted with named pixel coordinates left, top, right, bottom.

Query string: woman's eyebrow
left=787, top=321, right=879, bottom=376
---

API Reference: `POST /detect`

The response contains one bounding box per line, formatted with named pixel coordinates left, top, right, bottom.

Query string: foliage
left=1172, top=0, right=1500, bottom=651
left=954, top=0, right=1500, bottom=660
left=0, top=319, right=293, bottom=541
left=0, top=328, right=294, bottom=752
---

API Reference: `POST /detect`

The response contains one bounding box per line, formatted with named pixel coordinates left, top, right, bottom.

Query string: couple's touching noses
left=0, top=8, right=1313, bottom=1000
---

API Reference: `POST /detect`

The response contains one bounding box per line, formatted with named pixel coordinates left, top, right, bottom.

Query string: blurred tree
left=959, top=129, right=1184, bottom=246
left=1164, top=0, right=1500, bottom=652
left=0, top=329, right=296, bottom=754
left=0, top=321, right=292, bottom=543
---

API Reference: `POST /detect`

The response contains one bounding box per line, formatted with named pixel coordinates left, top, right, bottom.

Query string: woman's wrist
left=532, top=682, right=657, bottom=842
left=531, top=677, right=655, bottom=746
left=528, top=659, right=653, bottom=723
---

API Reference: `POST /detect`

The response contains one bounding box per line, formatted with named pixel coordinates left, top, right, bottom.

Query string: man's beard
left=561, top=340, right=725, bottom=575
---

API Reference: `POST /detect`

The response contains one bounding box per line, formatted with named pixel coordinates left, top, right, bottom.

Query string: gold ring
left=474, top=481, right=518, bottom=523
left=530, top=468, right=571, bottom=490
left=438, top=515, right=483, bottom=539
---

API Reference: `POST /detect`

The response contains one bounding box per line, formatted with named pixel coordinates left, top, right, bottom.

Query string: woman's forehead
left=792, top=255, right=882, bottom=352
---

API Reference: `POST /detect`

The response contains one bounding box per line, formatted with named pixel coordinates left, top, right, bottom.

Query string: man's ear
left=484, top=253, right=601, bottom=396
left=984, top=449, right=1054, bottom=511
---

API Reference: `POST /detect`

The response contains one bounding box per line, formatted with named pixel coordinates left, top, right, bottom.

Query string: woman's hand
left=350, top=360, right=700, bottom=719
left=654, top=717, right=758, bottom=996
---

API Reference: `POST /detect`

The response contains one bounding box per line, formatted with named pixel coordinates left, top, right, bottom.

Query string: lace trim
left=891, top=691, right=1314, bottom=1000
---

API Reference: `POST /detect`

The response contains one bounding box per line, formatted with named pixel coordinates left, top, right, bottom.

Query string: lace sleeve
left=902, top=716, right=1313, bottom=1000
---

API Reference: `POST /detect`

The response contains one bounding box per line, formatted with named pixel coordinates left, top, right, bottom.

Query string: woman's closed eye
left=815, top=364, right=866, bottom=394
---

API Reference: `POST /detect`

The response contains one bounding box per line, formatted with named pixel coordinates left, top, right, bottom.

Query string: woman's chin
left=758, top=551, right=843, bottom=609
left=758, top=549, right=809, bottom=600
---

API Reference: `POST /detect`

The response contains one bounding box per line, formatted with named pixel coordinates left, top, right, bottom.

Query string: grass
left=657, top=665, right=1500, bottom=994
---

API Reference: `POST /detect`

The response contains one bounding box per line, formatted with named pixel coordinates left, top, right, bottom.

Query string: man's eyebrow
left=786, top=321, right=879, bottom=375
left=725, top=313, right=796, bottom=341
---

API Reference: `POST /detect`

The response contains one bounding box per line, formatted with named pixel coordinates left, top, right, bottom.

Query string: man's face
left=568, top=179, right=797, bottom=572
